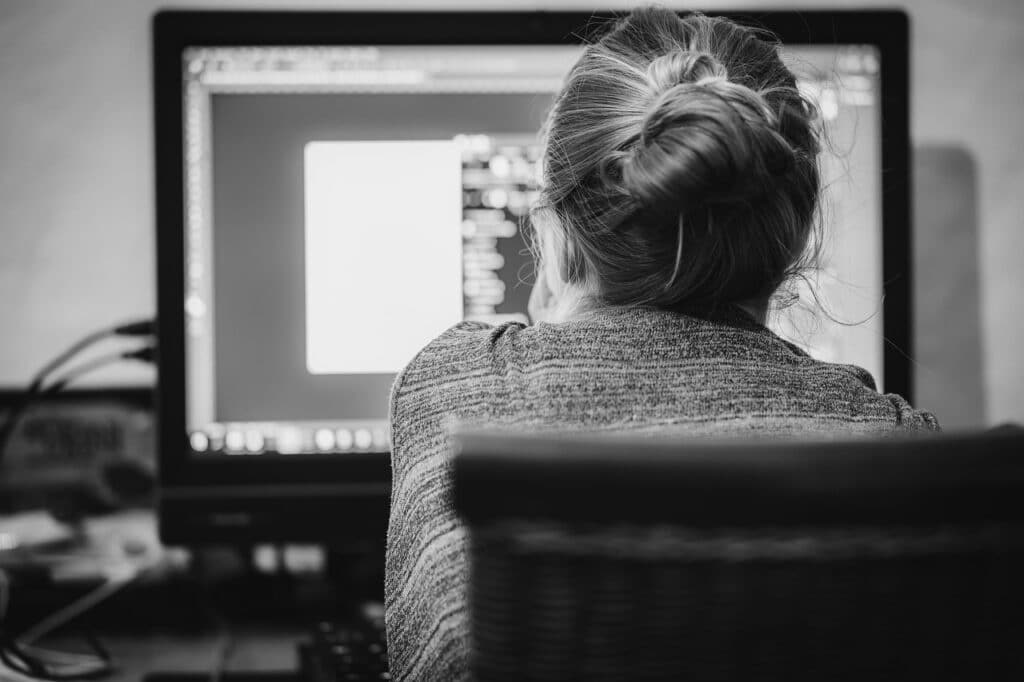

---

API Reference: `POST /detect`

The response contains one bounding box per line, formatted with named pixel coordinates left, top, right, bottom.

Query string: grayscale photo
left=1, top=1, right=1022, bottom=680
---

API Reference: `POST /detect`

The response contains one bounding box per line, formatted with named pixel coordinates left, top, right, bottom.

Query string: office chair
left=453, top=428, right=1024, bottom=681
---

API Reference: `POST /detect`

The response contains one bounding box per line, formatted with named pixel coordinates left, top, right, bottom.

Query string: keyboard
left=145, top=609, right=390, bottom=682
left=298, top=610, right=391, bottom=682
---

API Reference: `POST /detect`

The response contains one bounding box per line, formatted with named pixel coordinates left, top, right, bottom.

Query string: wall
left=0, top=0, right=1021, bottom=426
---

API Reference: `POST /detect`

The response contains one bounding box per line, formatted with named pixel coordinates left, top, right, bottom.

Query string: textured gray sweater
left=385, top=306, right=938, bottom=680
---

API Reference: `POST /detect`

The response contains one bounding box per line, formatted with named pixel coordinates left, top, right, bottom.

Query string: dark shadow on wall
left=913, top=145, right=986, bottom=428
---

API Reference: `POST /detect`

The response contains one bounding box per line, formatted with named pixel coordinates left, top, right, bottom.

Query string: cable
left=0, top=638, right=111, bottom=681
left=18, top=644, right=102, bottom=666
left=196, top=563, right=236, bottom=682
left=0, top=652, right=44, bottom=682
left=111, top=321, right=155, bottom=337
left=0, top=548, right=164, bottom=681
left=0, top=568, right=138, bottom=681
left=205, top=595, right=234, bottom=682
left=25, top=319, right=154, bottom=398
left=208, top=622, right=235, bottom=682
left=17, top=570, right=135, bottom=647
left=37, top=347, right=155, bottom=399
left=25, top=329, right=115, bottom=398
left=0, top=568, right=9, bottom=625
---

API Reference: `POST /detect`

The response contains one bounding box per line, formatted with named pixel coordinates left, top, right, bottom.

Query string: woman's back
left=385, top=307, right=937, bottom=680
left=384, top=6, right=938, bottom=679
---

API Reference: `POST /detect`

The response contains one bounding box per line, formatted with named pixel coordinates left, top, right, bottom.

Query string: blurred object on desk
left=0, top=389, right=155, bottom=519
left=0, top=509, right=179, bottom=681
left=0, top=509, right=184, bottom=584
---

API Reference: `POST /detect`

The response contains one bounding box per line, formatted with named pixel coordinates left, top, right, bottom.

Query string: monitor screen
left=179, top=40, right=884, bottom=459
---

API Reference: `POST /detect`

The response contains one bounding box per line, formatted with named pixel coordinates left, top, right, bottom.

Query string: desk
left=50, top=625, right=304, bottom=682
left=0, top=512, right=384, bottom=681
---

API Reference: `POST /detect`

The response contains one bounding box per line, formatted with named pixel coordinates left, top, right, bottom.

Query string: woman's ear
left=559, top=237, right=586, bottom=284
left=533, top=209, right=565, bottom=293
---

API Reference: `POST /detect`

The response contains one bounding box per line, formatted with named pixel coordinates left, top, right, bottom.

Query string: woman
left=385, top=7, right=938, bottom=680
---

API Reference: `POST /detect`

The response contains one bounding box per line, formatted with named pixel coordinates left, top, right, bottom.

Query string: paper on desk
left=0, top=510, right=74, bottom=553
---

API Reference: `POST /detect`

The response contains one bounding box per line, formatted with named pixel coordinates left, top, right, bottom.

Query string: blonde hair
left=536, top=7, right=821, bottom=315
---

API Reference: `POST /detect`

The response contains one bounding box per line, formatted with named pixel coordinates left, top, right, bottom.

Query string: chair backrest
left=453, top=428, right=1024, bottom=681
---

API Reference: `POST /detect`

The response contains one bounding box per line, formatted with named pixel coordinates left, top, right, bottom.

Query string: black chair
left=453, top=428, right=1024, bottom=681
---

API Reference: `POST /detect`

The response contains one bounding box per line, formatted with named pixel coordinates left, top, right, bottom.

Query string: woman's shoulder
left=394, top=320, right=528, bottom=394
left=772, top=352, right=941, bottom=432
left=389, top=311, right=941, bottom=434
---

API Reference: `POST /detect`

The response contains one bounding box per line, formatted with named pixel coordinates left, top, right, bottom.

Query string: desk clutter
left=0, top=509, right=389, bottom=681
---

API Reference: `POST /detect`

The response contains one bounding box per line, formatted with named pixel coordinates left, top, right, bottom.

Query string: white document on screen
left=304, top=140, right=464, bottom=375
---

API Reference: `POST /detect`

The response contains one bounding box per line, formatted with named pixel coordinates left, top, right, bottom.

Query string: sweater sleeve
left=885, top=391, right=942, bottom=432
left=385, top=322, right=503, bottom=681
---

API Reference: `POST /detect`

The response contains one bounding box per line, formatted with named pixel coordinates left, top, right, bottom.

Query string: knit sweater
left=384, top=305, right=939, bottom=681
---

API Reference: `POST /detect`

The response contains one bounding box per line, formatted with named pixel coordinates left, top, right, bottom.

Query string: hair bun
left=646, top=50, right=727, bottom=90
left=621, top=61, right=796, bottom=216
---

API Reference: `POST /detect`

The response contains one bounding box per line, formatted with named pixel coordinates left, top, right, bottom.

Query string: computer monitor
left=154, top=10, right=911, bottom=544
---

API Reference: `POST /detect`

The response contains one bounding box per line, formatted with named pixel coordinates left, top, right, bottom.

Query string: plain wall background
left=0, top=0, right=1021, bottom=427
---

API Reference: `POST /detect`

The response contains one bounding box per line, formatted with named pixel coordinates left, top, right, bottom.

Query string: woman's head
left=535, top=7, right=821, bottom=316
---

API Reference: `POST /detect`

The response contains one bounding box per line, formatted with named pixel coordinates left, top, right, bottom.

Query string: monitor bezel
left=153, top=9, right=911, bottom=544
